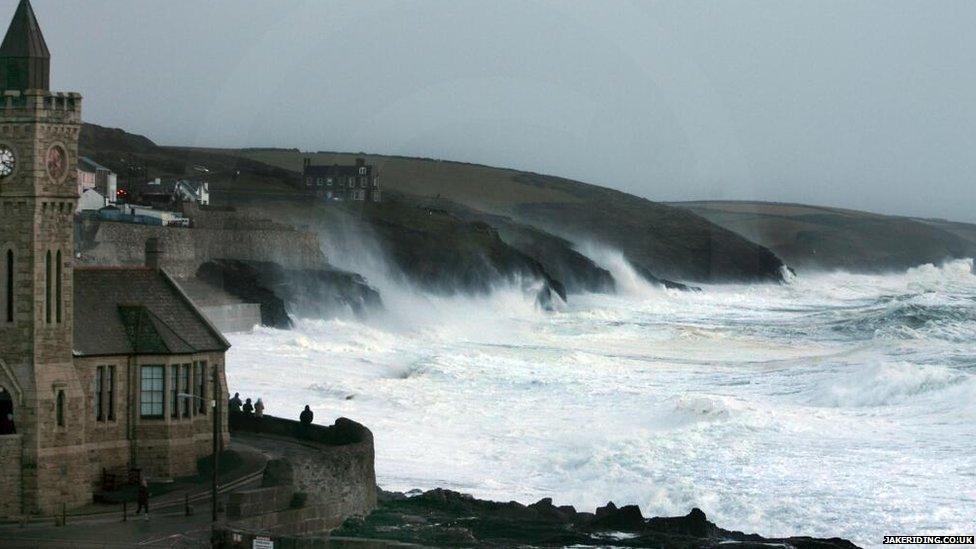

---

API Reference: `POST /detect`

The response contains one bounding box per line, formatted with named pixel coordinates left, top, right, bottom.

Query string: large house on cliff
left=303, top=157, right=381, bottom=203
left=0, top=0, right=230, bottom=517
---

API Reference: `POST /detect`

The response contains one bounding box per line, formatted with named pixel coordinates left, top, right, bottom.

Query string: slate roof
left=303, top=164, right=374, bottom=178
left=74, top=267, right=230, bottom=357
left=0, top=0, right=49, bottom=59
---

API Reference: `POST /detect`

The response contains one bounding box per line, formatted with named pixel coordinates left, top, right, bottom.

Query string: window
left=140, top=365, right=164, bottom=418
left=94, top=366, right=103, bottom=421
left=181, top=364, right=191, bottom=417
left=107, top=365, right=115, bottom=421
left=196, top=361, right=207, bottom=414
left=45, top=250, right=51, bottom=324
left=4, top=248, right=12, bottom=323
left=55, top=250, right=62, bottom=323
left=56, top=390, right=65, bottom=427
left=171, top=365, right=179, bottom=418
left=326, top=177, right=333, bottom=186
left=305, top=176, right=312, bottom=186
left=358, top=166, right=366, bottom=175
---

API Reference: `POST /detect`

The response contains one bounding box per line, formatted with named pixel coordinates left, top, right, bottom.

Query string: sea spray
left=227, top=258, right=976, bottom=547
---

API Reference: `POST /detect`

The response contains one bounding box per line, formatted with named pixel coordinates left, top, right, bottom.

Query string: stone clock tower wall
left=0, top=0, right=89, bottom=514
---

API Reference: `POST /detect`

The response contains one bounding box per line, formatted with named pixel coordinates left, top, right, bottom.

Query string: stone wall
left=228, top=414, right=377, bottom=536
left=78, top=217, right=326, bottom=278
left=0, top=435, right=22, bottom=516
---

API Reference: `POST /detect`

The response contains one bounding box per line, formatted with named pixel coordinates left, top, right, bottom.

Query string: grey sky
left=22, top=0, right=976, bottom=222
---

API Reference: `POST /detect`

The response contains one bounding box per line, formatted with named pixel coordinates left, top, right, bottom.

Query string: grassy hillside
left=676, top=200, right=976, bottom=272
left=189, top=147, right=785, bottom=283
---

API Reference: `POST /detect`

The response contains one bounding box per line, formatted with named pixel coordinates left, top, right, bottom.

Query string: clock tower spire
left=0, top=0, right=50, bottom=92
left=0, top=0, right=88, bottom=514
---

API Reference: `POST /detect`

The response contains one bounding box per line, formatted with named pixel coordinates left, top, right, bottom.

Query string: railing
left=227, top=411, right=371, bottom=447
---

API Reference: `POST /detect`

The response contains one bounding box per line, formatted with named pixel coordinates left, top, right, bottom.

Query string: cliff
left=676, top=201, right=976, bottom=272
left=80, top=123, right=790, bottom=285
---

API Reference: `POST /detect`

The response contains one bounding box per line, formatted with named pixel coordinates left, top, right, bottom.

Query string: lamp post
left=178, top=370, right=220, bottom=523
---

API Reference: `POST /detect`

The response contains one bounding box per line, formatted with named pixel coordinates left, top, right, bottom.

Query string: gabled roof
left=0, top=0, right=49, bottom=59
left=74, top=267, right=230, bottom=357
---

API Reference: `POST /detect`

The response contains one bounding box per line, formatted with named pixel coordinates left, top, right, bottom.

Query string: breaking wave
left=227, top=257, right=976, bottom=547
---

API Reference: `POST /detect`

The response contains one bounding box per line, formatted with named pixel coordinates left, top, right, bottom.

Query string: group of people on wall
left=228, top=392, right=315, bottom=426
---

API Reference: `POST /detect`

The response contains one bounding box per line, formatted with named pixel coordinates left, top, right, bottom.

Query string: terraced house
left=0, top=0, right=230, bottom=517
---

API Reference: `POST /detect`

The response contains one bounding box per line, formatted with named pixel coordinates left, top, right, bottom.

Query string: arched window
left=45, top=250, right=52, bottom=324
left=3, top=249, right=12, bottom=323
left=55, top=250, right=62, bottom=323
left=56, top=390, right=65, bottom=427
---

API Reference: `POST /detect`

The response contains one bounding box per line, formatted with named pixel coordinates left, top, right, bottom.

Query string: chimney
left=145, top=237, right=164, bottom=270
left=356, top=158, right=365, bottom=168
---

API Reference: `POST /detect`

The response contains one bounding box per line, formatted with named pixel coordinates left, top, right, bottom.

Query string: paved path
left=0, top=440, right=267, bottom=548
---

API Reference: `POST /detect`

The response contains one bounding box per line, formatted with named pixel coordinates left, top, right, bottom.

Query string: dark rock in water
left=632, top=263, right=701, bottom=291
left=644, top=507, right=712, bottom=538
left=592, top=503, right=644, bottom=531
left=196, top=260, right=292, bottom=329
left=334, top=488, right=860, bottom=548
left=595, top=501, right=618, bottom=520
left=195, top=259, right=382, bottom=328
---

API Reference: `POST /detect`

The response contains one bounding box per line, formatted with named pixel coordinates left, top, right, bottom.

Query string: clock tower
left=0, top=0, right=88, bottom=513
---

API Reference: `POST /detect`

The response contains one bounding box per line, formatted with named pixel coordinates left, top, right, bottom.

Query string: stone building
left=302, top=157, right=381, bottom=203
left=0, top=0, right=230, bottom=517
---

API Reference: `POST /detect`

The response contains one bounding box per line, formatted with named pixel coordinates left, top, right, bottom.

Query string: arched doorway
left=0, top=386, right=14, bottom=435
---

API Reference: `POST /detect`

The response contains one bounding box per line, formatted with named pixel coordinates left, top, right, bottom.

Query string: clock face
left=46, top=145, right=67, bottom=181
left=0, top=146, right=14, bottom=179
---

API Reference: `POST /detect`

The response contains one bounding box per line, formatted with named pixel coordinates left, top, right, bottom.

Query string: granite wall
left=227, top=414, right=377, bottom=536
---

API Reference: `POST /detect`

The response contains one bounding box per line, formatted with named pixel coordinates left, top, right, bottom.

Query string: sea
left=226, top=252, right=976, bottom=548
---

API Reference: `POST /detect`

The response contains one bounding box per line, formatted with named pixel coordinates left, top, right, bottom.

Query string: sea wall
left=78, top=218, right=325, bottom=278
left=228, top=414, right=377, bottom=536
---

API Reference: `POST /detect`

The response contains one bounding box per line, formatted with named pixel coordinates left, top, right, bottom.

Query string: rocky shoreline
left=334, top=488, right=859, bottom=548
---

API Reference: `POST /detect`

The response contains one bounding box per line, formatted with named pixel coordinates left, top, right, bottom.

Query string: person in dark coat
left=299, top=405, right=313, bottom=425
left=229, top=393, right=242, bottom=413
left=136, top=478, right=150, bottom=518
left=242, top=398, right=254, bottom=415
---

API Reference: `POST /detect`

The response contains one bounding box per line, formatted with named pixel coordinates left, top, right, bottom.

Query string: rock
left=361, top=200, right=568, bottom=304
left=195, top=259, right=382, bottom=328
left=591, top=504, right=645, bottom=531
left=645, top=507, right=713, bottom=538
left=594, top=501, right=618, bottom=520
left=196, top=259, right=292, bottom=328
left=332, top=488, right=860, bottom=548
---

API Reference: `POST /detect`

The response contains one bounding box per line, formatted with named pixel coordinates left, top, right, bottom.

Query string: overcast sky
left=19, top=0, right=976, bottom=221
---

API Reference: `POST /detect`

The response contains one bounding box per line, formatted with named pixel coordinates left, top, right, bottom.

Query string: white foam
left=226, top=257, right=976, bottom=547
